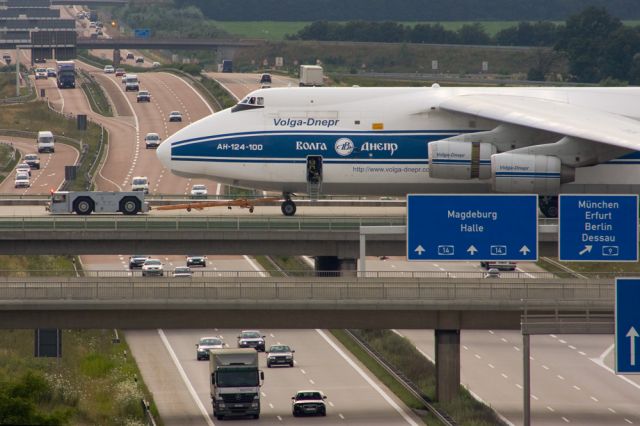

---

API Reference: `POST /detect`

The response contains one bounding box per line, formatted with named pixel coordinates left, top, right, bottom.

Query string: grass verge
left=78, top=70, right=113, bottom=117
left=0, top=255, right=161, bottom=425
left=0, top=142, right=19, bottom=182
left=200, top=74, right=238, bottom=108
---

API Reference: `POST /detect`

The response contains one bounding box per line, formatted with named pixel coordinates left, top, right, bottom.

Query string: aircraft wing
left=439, top=94, right=640, bottom=151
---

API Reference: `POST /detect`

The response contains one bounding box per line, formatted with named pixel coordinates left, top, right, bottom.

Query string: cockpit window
left=231, top=96, right=265, bottom=113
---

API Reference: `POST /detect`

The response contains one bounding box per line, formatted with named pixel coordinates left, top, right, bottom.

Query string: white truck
left=299, top=65, right=324, bottom=87
left=210, top=349, right=264, bottom=420
left=47, top=191, right=149, bottom=215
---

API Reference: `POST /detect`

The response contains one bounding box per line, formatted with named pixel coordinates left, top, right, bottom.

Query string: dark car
left=23, top=154, right=40, bottom=170
left=292, top=391, right=327, bottom=417
left=266, top=345, right=294, bottom=368
left=259, top=73, right=272, bottom=84
left=46, top=68, right=57, bottom=77
left=186, top=255, right=206, bottom=267
left=136, top=90, right=151, bottom=103
left=129, top=254, right=150, bottom=269
left=126, top=52, right=135, bottom=60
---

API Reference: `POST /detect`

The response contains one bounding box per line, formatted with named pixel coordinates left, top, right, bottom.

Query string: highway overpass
left=0, top=276, right=612, bottom=329
left=0, top=215, right=561, bottom=256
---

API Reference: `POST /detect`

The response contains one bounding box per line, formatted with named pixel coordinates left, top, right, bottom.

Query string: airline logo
left=273, top=118, right=340, bottom=128
left=335, top=138, right=354, bottom=156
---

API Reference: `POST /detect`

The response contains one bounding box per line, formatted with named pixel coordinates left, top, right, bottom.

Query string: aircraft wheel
left=281, top=200, right=296, bottom=216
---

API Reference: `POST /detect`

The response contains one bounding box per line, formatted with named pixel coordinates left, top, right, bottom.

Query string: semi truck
left=222, top=59, right=233, bottom=73
left=47, top=191, right=149, bottom=215
left=209, top=349, right=264, bottom=420
left=55, top=60, right=75, bottom=88
left=299, top=65, right=324, bottom=86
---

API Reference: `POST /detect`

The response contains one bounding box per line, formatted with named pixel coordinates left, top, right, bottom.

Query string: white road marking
left=562, top=416, right=570, bottom=423
left=315, top=329, right=418, bottom=425
left=579, top=351, right=586, bottom=356
left=261, top=391, right=266, bottom=397
left=625, top=418, right=633, bottom=424
left=339, top=414, right=345, bottom=420
left=277, top=415, right=282, bottom=421
left=608, top=408, right=616, bottom=413
left=568, top=345, right=576, bottom=350
left=488, top=330, right=494, bottom=334
left=531, top=394, right=539, bottom=401
left=309, top=379, right=315, bottom=384
left=328, top=401, right=334, bottom=407
left=547, top=406, right=555, bottom=412
left=572, top=385, right=580, bottom=391
left=513, top=346, right=520, bottom=352
left=550, top=334, right=557, bottom=339
left=300, top=369, right=306, bottom=375
left=557, top=375, right=565, bottom=380
left=515, top=383, right=522, bottom=389
left=501, top=338, right=508, bottom=343
left=488, top=363, right=495, bottom=369
left=590, top=396, right=598, bottom=402
left=542, top=365, right=550, bottom=370
left=463, top=345, right=469, bottom=350
left=559, top=339, right=567, bottom=344
left=392, top=329, right=404, bottom=337
left=474, top=354, right=481, bottom=359
left=269, top=403, right=274, bottom=409
left=501, top=373, right=508, bottom=379
left=157, top=329, right=215, bottom=426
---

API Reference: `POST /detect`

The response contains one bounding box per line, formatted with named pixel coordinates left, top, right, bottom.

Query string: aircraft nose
left=156, top=137, right=171, bottom=169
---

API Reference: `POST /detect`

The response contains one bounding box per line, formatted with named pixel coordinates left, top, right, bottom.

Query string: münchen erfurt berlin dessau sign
left=407, top=194, right=538, bottom=261
left=559, top=195, right=638, bottom=262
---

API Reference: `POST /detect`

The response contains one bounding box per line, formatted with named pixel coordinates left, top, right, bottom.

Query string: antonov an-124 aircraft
left=156, top=85, right=640, bottom=216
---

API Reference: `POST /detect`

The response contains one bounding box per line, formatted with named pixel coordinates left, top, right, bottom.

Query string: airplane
left=156, top=85, right=640, bottom=217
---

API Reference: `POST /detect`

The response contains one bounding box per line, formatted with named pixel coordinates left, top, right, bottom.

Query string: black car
left=186, top=255, right=207, bottom=267
left=259, top=73, right=272, bottom=84
left=23, top=154, right=40, bottom=170
left=126, top=52, right=135, bottom=60
left=129, top=255, right=150, bottom=269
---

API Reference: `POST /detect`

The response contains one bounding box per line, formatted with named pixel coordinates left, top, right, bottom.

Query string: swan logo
left=335, top=138, right=354, bottom=156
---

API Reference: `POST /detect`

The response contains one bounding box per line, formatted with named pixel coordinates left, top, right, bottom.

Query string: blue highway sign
left=407, top=194, right=538, bottom=261
left=559, top=195, right=638, bottom=262
left=616, top=278, right=640, bottom=374
left=134, top=28, right=151, bottom=38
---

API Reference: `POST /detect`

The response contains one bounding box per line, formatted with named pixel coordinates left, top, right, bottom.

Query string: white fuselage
left=156, top=86, right=640, bottom=196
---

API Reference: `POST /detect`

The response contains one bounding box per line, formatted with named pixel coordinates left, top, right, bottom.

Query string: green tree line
left=179, top=0, right=640, bottom=21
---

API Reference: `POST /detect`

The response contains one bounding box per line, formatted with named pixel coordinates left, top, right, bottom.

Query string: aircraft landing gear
left=281, top=194, right=297, bottom=216
left=539, top=195, right=558, bottom=218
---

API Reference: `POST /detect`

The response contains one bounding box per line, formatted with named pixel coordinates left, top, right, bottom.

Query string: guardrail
left=0, top=278, right=614, bottom=304
left=0, top=215, right=406, bottom=231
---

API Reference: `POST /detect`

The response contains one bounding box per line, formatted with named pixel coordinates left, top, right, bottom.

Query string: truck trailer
left=209, top=348, right=263, bottom=420
left=299, top=65, right=324, bottom=86
left=47, top=191, right=149, bottom=215
left=55, top=60, right=75, bottom=89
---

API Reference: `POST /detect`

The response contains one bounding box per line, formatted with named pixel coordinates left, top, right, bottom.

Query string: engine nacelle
left=491, top=153, right=574, bottom=193
left=428, top=141, right=496, bottom=180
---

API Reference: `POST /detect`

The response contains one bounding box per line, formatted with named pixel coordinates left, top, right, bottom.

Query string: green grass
left=78, top=71, right=113, bottom=117
left=0, top=255, right=77, bottom=277
left=214, top=20, right=640, bottom=41
left=0, top=71, right=18, bottom=98
left=0, top=101, right=105, bottom=191
left=0, top=142, right=19, bottom=182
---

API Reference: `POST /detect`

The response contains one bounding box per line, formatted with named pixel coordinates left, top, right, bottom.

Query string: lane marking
left=501, top=373, right=508, bottom=379
left=339, top=413, right=345, bottom=420
left=590, top=396, right=598, bottom=402
left=562, top=416, right=570, bottom=423
left=157, top=329, right=215, bottom=426
left=572, top=385, right=580, bottom=391
left=315, top=329, right=418, bottom=425
left=531, top=394, right=539, bottom=401
left=557, top=375, right=565, bottom=380
left=542, top=365, right=550, bottom=370
left=547, top=406, right=555, bottom=412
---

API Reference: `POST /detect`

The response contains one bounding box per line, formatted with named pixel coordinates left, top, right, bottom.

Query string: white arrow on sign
left=519, top=245, right=530, bottom=255
left=579, top=245, right=593, bottom=256
left=467, top=245, right=478, bottom=255
left=627, top=326, right=639, bottom=366
left=414, top=245, right=425, bottom=256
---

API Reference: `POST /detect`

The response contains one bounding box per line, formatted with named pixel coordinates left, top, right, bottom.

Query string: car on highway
left=152, top=61, right=161, bottom=68
left=2, top=53, right=11, bottom=63
left=484, top=268, right=501, bottom=279
left=259, top=73, right=272, bottom=84
left=141, top=258, right=164, bottom=277
left=189, top=184, right=207, bottom=198
left=266, top=345, right=295, bottom=368
left=124, top=74, right=139, bottom=91
left=103, top=65, right=114, bottom=73
left=144, top=132, right=160, bottom=149
left=129, top=255, right=150, bottom=269
left=14, top=172, right=30, bottom=188
left=480, top=261, right=517, bottom=271
left=131, top=176, right=149, bottom=194
left=135, top=56, right=144, bottom=63
left=172, top=266, right=193, bottom=278
left=23, top=154, right=40, bottom=170
left=126, top=52, right=134, bottom=60
left=16, top=162, right=31, bottom=177
left=186, top=255, right=207, bottom=267
left=46, top=68, right=56, bottom=77
left=237, top=330, right=266, bottom=352
left=195, top=336, right=225, bottom=360
left=115, top=68, right=125, bottom=76
left=34, top=58, right=46, bottom=64
left=291, top=390, right=327, bottom=417
left=34, top=68, right=47, bottom=79
left=168, top=111, right=182, bottom=122
left=89, top=21, right=96, bottom=28
left=136, top=90, right=151, bottom=103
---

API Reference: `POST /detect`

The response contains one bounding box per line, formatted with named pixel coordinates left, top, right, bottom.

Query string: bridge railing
left=0, top=277, right=614, bottom=303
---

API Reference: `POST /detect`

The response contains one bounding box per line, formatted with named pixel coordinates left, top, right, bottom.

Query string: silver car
left=196, top=336, right=225, bottom=360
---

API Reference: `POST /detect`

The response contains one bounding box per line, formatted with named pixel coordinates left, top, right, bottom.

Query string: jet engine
left=491, top=153, right=574, bottom=193
left=428, top=141, right=496, bottom=180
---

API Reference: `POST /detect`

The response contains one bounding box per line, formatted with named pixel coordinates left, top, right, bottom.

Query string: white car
left=131, top=176, right=148, bottom=194
left=190, top=184, right=207, bottom=198
left=103, top=65, right=115, bottom=73
left=196, top=336, right=225, bottom=360
left=14, top=172, right=30, bottom=188
left=16, top=162, right=31, bottom=177
left=168, top=111, right=182, bottom=122
left=173, top=266, right=193, bottom=278
left=291, top=390, right=327, bottom=417
left=144, top=133, right=160, bottom=149
left=152, top=61, right=161, bottom=68
left=34, top=68, right=48, bottom=79
left=141, top=258, right=163, bottom=277
left=266, top=345, right=295, bottom=368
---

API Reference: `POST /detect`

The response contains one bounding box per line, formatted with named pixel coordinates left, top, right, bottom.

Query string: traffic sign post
left=134, top=28, right=151, bottom=38
left=559, top=195, right=638, bottom=262
left=407, top=194, right=538, bottom=261
left=615, top=278, right=640, bottom=374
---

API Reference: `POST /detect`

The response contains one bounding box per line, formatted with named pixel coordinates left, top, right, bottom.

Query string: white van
left=37, top=131, right=55, bottom=153
left=131, top=176, right=149, bottom=194
left=125, top=74, right=139, bottom=91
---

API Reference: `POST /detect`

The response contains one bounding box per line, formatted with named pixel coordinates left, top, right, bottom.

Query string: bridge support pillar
left=113, top=49, right=121, bottom=67
left=435, top=329, right=460, bottom=403
left=314, top=256, right=357, bottom=277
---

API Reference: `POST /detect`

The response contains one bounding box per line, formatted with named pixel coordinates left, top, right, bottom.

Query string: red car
left=115, top=68, right=125, bottom=76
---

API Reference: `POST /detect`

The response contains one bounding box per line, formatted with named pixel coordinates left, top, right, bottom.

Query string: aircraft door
left=306, top=156, right=323, bottom=184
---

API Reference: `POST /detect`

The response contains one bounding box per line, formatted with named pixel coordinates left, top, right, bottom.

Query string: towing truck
left=47, top=191, right=149, bottom=215
left=210, top=349, right=264, bottom=420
